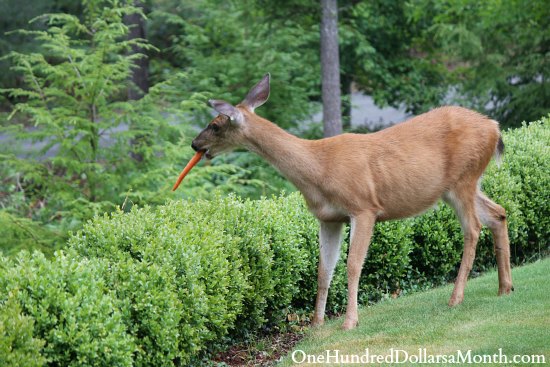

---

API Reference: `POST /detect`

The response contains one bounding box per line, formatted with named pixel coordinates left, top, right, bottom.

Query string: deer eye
left=210, top=124, right=220, bottom=132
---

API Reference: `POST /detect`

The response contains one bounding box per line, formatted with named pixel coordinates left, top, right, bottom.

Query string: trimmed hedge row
left=1, top=117, right=548, bottom=366
left=0, top=252, right=134, bottom=367
left=67, top=194, right=317, bottom=363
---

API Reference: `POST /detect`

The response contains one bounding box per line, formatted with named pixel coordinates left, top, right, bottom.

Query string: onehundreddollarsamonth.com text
left=291, top=348, right=546, bottom=365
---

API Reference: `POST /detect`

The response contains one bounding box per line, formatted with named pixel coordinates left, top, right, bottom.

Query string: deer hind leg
left=443, top=186, right=482, bottom=307
left=343, top=212, right=376, bottom=330
left=312, top=221, right=344, bottom=326
left=475, top=191, right=513, bottom=296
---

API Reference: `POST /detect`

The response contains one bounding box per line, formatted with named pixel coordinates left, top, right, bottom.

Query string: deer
left=190, top=73, right=514, bottom=330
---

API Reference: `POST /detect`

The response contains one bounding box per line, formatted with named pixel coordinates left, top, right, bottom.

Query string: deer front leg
left=312, top=221, right=344, bottom=326
left=343, top=212, right=376, bottom=330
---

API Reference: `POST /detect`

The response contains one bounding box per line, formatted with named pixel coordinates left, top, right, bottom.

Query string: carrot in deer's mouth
left=172, top=151, right=204, bottom=191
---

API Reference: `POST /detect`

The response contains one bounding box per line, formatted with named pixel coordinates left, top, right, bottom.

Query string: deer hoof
left=342, top=319, right=358, bottom=330
left=498, top=283, right=514, bottom=296
left=448, top=295, right=463, bottom=307
left=311, top=318, right=324, bottom=327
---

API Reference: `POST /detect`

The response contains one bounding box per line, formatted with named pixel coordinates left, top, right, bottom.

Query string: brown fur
left=192, top=75, right=513, bottom=330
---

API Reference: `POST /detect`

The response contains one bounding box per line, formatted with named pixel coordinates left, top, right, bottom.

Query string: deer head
left=191, top=73, right=271, bottom=159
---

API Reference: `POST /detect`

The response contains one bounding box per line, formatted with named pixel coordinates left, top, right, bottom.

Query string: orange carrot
left=172, top=151, right=204, bottom=191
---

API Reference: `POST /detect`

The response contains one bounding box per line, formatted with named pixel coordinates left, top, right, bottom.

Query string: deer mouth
left=204, top=150, right=213, bottom=159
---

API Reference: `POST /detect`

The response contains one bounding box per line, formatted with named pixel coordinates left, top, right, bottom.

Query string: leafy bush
left=69, top=204, right=239, bottom=364
left=0, top=295, right=45, bottom=367
left=105, top=260, right=184, bottom=366
left=360, top=220, right=415, bottom=303
left=0, top=251, right=134, bottom=367
left=0, top=211, right=61, bottom=257
left=410, top=204, right=463, bottom=282
left=491, top=120, right=550, bottom=256
left=69, top=194, right=315, bottom=344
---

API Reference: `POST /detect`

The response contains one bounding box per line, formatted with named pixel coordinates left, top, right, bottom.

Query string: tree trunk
left=341, top=74, right=352, bottom=130
left=125, top=1, right=149, bottom=163
left=125, top=1, right=149, bottom=100
left=320, top=0, right=342, bottom=137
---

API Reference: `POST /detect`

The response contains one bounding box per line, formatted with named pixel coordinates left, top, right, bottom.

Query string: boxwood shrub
left=68, top=193, right=320, bottom=361
left=0, top=295, right=46, bottom=367
left=488, top=120, right=550, bottom=258
left=0, top=251, right=134, bottom=367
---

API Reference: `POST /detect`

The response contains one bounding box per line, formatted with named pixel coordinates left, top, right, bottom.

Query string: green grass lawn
left=280, top=258, right=550, bottom=366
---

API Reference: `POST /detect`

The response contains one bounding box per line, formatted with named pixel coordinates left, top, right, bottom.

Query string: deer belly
left=305, top=194, right=348, bottom=222
left=377, top=184, right=443, bottom=221
left=317, top=203, right=349, bottom=222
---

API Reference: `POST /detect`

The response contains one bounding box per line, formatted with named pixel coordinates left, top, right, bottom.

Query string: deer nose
left=191, top=141, right=199, bottom=152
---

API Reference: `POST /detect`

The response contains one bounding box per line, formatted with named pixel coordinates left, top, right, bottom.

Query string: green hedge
left=67, top=193, right=319, bottom=364
left=0, top=252, right=134, bottom=367
left=0, top=296, right=46, bottom=367
left=1, top=117, right=548, bottom=366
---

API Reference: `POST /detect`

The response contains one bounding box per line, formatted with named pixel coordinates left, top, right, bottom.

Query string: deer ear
left=242, top=73, right=270, bottom=112
left=208, top=99, right=242, bottom=123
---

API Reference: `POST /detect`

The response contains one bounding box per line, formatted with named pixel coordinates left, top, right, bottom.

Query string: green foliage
left=0, top=251, right=135, bottom=366
left=0, top=211, right=62, bottom=257
left=103, top=260, right=184, bottom=366
left=148, top=0, right=321, bottom=128
left=483, top=119, right=550, bottom=260
left=3, top=0, right=547, bottom=129
left=1, top=0, right=161, bottom=204
left=0, top=0, right=83, bottom=95
left=242, top=195, right=316, bottom=327
left=409, top=0, right=550, bottom=127
left=69, top=199, right=247, bottom=363
left=0, top=0, right=195, bottom=254
left=66, top=194, right=317, bottom=362
left=360, top=220, right=414, bottom=302
left=68, top=194, right=316, bottom=342
left=71, top=200, right=244, bottom=364
left=0, top=295, right=46, bottom=367
left=410, top=205, right=463, bottom=283
left=0, top=0, right=306, bottom=255
left=3, top=0, right=547, bottom=256
left=340, top=0, right=449, bottom=115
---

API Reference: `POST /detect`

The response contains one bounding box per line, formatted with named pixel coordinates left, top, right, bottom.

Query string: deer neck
left=242, top=117, right=320, bottom=188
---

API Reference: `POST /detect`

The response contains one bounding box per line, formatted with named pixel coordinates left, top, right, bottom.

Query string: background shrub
left=409, top=205, right=463, bottom=283
left=360, top=220, right=415, bottom=303
left=104, top=259, right=183, bottom=367
left=491, top=120, right=550, bottom=258
left=0, top=211, right=61, bottom=257
left=245, top=196, right=315, bottom=328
